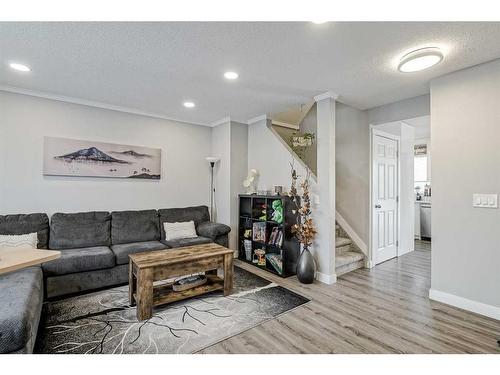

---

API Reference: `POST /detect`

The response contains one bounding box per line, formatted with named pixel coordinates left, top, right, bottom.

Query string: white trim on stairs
left=429, top=289, right=500, bottom=321
left=335, top=211, right=368, bottom=257
left=315, top=271, right=337, bottom=285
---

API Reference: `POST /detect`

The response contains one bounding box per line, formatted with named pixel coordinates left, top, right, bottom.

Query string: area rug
left=35, top=267, right=309, bottom=354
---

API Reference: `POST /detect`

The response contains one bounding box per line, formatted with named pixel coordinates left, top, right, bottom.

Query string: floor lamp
left=205, top=157, right=220, bottom=221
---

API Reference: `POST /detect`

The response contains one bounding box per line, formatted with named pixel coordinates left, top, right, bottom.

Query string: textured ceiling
left=1, top=22, right=500, bottom=125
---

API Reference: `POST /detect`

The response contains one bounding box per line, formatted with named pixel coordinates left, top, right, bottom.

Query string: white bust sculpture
left=243, top=169, right=259, bottom=194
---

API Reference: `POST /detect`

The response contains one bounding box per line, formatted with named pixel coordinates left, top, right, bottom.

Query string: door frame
left=368, top=126, right=401, bottom=267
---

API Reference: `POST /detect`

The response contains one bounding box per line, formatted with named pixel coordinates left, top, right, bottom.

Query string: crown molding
left=314, top=91, right=340, bottom=102
left=0, top=85, right=211, bottom=127
left=210, top=116, right=231, bottom=127
left=247, top=114, right=267, bottom=125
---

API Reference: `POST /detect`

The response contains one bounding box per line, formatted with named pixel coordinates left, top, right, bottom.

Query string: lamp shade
left=205, top=156, right=220, bottom=164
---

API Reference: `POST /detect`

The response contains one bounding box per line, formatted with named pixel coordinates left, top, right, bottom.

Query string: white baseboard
left=335, top=211, right=368, bottom=256
left=316, top=271, right=337, bottom=285
left=429, top=289, right=500, bottom=321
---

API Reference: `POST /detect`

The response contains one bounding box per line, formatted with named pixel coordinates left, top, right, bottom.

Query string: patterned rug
left=35, top=267, right=309, bottom=354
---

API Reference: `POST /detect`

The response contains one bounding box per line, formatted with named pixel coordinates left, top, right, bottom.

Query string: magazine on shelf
left=252, top=222, right=266, bottom=242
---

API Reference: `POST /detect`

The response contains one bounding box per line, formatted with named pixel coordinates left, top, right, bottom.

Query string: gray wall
left=430, top=59, right=500, bottom=311
left=211, top=120, right=248, bottom=251
left=335, top=103, right=370, bottom=243
left=368, top=94, right=430, bottom=126
left=0, top=91, right=212, bottom=216
left=230, top=121, right=248, bottom=251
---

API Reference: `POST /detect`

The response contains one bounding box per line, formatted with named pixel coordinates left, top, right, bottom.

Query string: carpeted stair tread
left=335, top=251, right=364, bottom=268
left=335, top=237, right=352, bottom=248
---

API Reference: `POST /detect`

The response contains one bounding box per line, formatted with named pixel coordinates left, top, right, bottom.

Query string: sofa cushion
left=0, top=213, right=50, bottom=249
left=161, top=236, right=212, bottom=249
left=42, top=246, right=115, bottom=276
left=110, top=241, right=168, bottom=265
left=197, top=222, right=231, bottom=240
left=159, top=206, right=210, bottom=240
left=49, top=211, right=110, bottom=249
left=0, top=267, right=43, bottom=354
left=111, top=210, right=160, bottom=245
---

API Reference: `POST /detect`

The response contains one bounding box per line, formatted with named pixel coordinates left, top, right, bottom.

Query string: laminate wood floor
left=199, top=241, right=500, bottom=353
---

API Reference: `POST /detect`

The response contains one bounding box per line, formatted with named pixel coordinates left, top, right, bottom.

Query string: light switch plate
left=472, top=194, right=498, bottom=208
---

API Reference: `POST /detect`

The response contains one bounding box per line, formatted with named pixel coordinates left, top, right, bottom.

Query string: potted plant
left=290, top=132, right=315, bottom=159
left=289, top=163, right=317, bottom=283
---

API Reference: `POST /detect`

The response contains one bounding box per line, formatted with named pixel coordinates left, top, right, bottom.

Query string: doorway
left=370, top=129, right=400, bottom=265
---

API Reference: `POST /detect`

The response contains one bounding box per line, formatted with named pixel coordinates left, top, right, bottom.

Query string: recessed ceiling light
left=183, top=101, right=195, bottom=108
left=9, top=62, right=31, bottom=72
left=224, top=71, right=239, bottom=80
left=311, top=21, right=328, bottom=24
left=398, top=47, right=444, bottom=73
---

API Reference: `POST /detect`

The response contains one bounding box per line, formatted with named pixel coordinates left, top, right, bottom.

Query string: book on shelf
left=267, top=227, right=283, bottom=247
left=252, top=222, right=266, bottom=242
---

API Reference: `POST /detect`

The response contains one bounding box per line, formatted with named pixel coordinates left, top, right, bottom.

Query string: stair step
left=336, top=259, right=365, bottom=277
left=335, top=251, right=364, bottom=268
left=335, top=251, right=365, bottom=276
left=335, top=237, right=352, bottom=248
left=335, top=224, right=340, bottom=230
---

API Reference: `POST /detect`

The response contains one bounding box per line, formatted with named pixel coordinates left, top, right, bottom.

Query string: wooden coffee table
left=128, top=243, right=234, bottom=321
left=0, top=246, right=61, bottom=275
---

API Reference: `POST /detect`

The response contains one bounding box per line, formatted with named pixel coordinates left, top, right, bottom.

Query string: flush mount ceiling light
left=183, top=101, right=195, bottom=108
left=311, top=21, right=328, bottom=24
left=9, top=62, right=31, bottom=72
left=398, top=47, right=444, bottom=73
left=224, top=71, right=239, bottom=80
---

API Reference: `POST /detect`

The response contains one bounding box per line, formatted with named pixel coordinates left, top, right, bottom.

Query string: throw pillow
left=0, top=232, right=38, bottom=248
left=163, top=221, right=197, bottom=241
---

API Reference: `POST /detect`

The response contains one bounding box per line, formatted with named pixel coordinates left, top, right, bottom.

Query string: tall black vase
left=296, top=246, right=316, bottom=284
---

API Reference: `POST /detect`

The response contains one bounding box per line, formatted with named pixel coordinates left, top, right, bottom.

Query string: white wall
left=429, top=59, right=500, bottom=319
left=247, top=97, right=336, bottom=283
left=373, top=121, right=415, bottom=256
left=0, top=91, right=211, bottom=216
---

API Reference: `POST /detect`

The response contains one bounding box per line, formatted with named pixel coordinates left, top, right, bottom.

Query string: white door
left=372, top=133, right=399, bottom=264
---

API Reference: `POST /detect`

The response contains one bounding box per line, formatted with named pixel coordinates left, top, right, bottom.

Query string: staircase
left=335, top=224, right=365, bottom=277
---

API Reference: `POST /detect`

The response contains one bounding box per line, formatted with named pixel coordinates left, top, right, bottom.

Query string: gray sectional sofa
left=0, top=213, right=49, bottom=354
left=0, top=205, right=230, bottom=353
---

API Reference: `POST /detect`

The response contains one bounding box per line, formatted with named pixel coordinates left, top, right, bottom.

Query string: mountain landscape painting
left=43, top=137, right=161, bottom=179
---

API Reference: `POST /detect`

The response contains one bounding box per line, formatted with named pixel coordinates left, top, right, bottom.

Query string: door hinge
left=396, top=196, right=399, bottom=202
left=396, top=240, right=399, bottom=247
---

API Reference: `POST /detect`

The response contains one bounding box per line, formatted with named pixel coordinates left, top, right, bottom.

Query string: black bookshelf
left=238, top=194, right=300, bottom=277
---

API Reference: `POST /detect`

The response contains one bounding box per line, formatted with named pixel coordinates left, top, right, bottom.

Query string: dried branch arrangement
left=288, top=162, right=317, bottom=250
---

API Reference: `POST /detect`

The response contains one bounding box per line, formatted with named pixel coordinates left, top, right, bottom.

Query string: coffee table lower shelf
left=133, top=275, right=224, bottom=307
